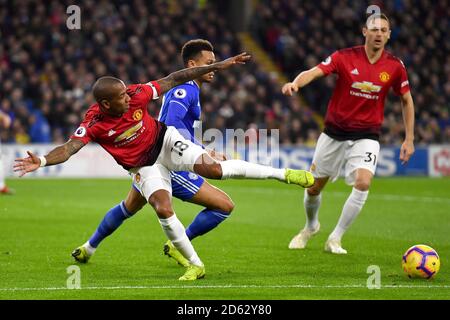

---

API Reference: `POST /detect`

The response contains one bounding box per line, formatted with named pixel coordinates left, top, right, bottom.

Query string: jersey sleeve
left=392, top=60, right=411, bottom=96
left=69, top=110, right=95, bottom=144
left=164, top=85, right=194, bottom=130
left=126, top=82, right=161, bottom=106
left=316, top=51, right=341, bottom=76
left=143, top=81, right=161, bottom=100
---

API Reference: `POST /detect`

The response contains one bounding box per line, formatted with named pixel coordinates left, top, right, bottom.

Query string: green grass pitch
left=1, top=177, right=449, bottom=299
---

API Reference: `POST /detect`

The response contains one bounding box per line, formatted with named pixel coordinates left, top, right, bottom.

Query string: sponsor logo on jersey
left=379, top=72, right=390, bottom=82
left=351, top=81, right=382, bottom=93
left=114, top=121, right=143, bottom=143
left=133, top=109, right=143, bottom=121
left=74, top=126, right=86, bottom=137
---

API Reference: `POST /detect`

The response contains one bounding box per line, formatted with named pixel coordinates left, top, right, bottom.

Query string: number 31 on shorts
left=364, top=152, right=377, bottom=165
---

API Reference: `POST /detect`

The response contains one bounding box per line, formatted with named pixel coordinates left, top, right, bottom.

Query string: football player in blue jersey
left=71, top=40, right=314, bottom=271
left=157, top=40, right=235, bottom=266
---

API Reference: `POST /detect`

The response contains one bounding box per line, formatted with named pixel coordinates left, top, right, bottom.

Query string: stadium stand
left=250, top=0, right=450, bottom=145
left=0, top=0, right=448, bottom=145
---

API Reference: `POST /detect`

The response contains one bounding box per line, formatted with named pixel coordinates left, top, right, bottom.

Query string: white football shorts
left=310, top=133, right=380, bottom=185
left=130, top=126, right=207, bottom=200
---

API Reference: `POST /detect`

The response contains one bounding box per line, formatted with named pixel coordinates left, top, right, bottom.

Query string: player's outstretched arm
left=13, top=139, right=85, bottom=177
left=282, top=67, right=325, bottom=96
left=155, top=52, right=251, bottom=94
left=399, top=91, right=415, bottom=164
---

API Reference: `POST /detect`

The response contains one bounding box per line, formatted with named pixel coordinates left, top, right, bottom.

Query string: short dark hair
left=365, top=13, right=390, bottom=28
left=181, top=39, right=214, bottom=66
left=92, top=76, right=124, bottom=103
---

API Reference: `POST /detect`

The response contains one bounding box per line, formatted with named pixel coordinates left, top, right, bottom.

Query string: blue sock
left=89, top=201, right=133, bottom=248
left=185, top=209, right=230, bottom=241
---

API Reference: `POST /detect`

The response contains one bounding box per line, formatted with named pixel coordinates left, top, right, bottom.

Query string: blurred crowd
left=0, top=0, right=448, bottom=147
left=251, top=0, right=450, bottom=145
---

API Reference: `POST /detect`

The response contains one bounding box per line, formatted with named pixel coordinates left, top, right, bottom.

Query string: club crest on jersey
left=379, top=72, right=390, bottom=83
left=74, top=126, right=86, bottom=137
left=175, top=89, right=187, bottom=99
left=351, top=81, right=382, bottom=93
left=133, top=109, right=143, bottom=121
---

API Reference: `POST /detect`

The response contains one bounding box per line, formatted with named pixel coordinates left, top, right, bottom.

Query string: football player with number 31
left=282, top=13, right=415, bottom=254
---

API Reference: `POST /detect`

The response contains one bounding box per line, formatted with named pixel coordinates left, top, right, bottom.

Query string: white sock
left=83, top=241, right=96, bottom=256
left=329, top=188, right=368, bottom=241
left=0, top=158, right=5, bottom=189
left=304, top=190, right=321, bottom=230
left=220, top=160, right=285, bottom=180
left=159, top=214, right=203, bottom=266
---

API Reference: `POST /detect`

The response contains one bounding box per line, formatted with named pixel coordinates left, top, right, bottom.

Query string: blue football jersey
left=158, top=81, right=201, bottom=144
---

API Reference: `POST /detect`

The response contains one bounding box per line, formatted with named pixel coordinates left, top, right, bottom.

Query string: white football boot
left=288, top=223, right=320, bottom=249
left=324, top=238, right=347, bottom=254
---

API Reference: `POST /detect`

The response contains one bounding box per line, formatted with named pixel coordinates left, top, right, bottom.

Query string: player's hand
left=281, top=82, right=299, bottom=96
left=13, top=151, right=41, bottom=177
left=216, top=52, right=251, bottom=70
left=400, top=140, right=414, bottom=165
left=207, top=149, right=227, bottom=161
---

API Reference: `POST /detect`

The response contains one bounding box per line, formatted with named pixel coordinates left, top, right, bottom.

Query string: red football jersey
left=317, top=46, right=410, bottom=140
left=70, top=82, right=166, bottom=169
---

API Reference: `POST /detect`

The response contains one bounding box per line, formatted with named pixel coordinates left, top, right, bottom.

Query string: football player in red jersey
left=14, top=52, right=314, bottom=280
left=282, top=13, right=415, bottom=254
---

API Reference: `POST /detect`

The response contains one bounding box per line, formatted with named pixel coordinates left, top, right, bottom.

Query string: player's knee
left=194, top=162, right=223, bottom=179
left=219, top=198, right=235, bottom=214
left=153, top=205, right=174, bottom=219
left=148, top=195, right=174, bottom=219
left=354, top=180, right=371, bottom=191
left=205, top=163, right=223, bottom=179
left=307, top=186, right=321, bottom=196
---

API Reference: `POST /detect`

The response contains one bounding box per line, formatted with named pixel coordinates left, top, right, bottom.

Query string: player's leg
left=161, top=126, right=314, bottom=188
left=289, top=133, right=346, bottom=249
left=194, top=155, right=313, bottom=187
left=186, top=180, right=234, bottom=240
left=72, top=186, right=146, bottom=263
left=326, top=168, right=373, bottom=254
left=288, top=177, right=328, bottom=249
left=171, top=172, right=234, bottom=240
left=134, top=164, right=205, bottom=280
left=148, top=189, right=205, bottom=280
left=164, top=172, right=233, bottom=266
left=326, top=139, right=379, bottom=254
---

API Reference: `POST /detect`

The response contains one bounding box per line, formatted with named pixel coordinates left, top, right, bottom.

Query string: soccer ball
left=402, top=245, right=440, bottom=279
